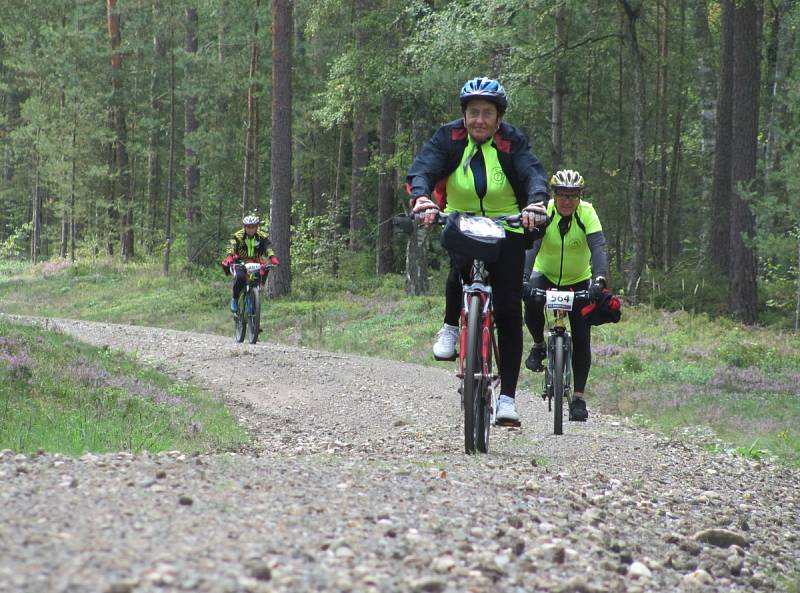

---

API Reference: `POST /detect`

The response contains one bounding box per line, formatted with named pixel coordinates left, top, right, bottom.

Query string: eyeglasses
left=554, top=193, right=580, bottom=201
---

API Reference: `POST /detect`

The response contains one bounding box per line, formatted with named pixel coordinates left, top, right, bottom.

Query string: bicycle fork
left=542, top=329, right=572, bottom=410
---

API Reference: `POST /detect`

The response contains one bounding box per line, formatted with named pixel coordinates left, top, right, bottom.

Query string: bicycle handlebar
left=229, top=262, right=278, bottom=274
left=419, top=211, right=525, bottom=228
left=531, top=287, right=590, bottom=299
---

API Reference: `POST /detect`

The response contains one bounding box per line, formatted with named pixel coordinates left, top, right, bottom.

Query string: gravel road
left=1, top=316, right=798, bottom=593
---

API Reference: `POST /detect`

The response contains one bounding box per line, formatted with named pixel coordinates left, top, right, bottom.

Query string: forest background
left=1, top=0, right=799, bottom=328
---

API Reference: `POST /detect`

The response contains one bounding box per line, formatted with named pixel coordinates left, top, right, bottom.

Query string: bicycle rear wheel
left=247, top=288, right=261, bottom=344
left=553, top=334, right=565, bottom=435
left=234, top=295, right=246, bottom=343
left=463, top=294, right=482, bottom=454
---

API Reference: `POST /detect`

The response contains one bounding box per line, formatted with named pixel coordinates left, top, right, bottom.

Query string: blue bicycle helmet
left=459, top=77, right=508, bottom=114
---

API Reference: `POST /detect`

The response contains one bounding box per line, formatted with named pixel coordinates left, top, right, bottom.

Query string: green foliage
left=716, top=334, right=761, bottom=369
left=733, top=439, right=772, bottom=462
left=0, top=222, right=31, bottom=258
left=0, top=318, right=247, bottom=455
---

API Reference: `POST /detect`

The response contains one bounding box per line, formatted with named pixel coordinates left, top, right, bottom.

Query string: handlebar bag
left=440, top=213, right=505, bottom=264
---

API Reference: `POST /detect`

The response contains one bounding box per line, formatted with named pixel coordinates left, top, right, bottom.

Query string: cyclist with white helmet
left=221, top=214, right=279, bottom=313
left=522, top=169, right=609, bottom=422
left=407, top=76, right=549, bottom=426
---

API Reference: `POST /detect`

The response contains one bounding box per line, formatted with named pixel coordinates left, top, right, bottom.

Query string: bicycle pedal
left=433, top=353, right=458, bottom=362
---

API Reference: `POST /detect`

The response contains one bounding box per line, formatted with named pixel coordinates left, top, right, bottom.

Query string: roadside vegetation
left=1, top=258, right=798, bottom=466
left=0, top=313, right=247, bottom=455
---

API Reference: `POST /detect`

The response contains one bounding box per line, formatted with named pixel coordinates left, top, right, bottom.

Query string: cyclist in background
left=407, top=76, right=549, bottom=425
left=522, top=170, right=608, bottom=422
left=221, top=214, right=279, bottom=313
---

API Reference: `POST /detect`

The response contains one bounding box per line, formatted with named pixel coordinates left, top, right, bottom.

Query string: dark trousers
left=523, top=274, right=592, bottom=392
left=444, top=232, right=526, bottom=398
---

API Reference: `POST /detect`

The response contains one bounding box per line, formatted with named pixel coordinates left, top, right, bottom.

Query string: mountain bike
left=533, top=287, right=589, bottom=435
left=432, top=211, right=523, bottom=454
left=230, top=262, right=275, bottom=344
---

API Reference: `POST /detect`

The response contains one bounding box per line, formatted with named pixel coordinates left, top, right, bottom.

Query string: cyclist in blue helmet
left=407, top=76, right=549, bottom=426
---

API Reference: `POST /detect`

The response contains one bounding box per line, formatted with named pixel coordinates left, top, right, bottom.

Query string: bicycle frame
left=457, top=261, right=500, bottom=396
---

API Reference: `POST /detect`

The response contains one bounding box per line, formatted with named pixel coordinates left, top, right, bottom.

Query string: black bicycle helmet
left=459, top=77, right=508, bottom=114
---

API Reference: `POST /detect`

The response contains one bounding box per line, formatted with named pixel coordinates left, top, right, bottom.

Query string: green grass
left=1, top=257, right=799, bottom=466
left=0, top=317, right=247, bottom=455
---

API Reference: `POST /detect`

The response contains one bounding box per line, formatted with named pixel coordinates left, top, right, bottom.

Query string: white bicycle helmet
left=242, top=214, right=260, bottom=225
left=549, top=169, right=585, bottom=191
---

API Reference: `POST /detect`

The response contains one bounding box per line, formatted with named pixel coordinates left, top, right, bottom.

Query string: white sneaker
left=432, top=324, right=459, bottom=360
left=495, top=394, right=520, bottom=425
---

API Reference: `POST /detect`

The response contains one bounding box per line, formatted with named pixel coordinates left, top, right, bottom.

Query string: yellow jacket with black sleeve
left=225, top=229, right=274, bottom=261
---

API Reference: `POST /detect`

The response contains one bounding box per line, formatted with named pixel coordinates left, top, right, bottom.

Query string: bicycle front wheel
left=463, top=294, right=482, bottom=454
left=553, top=334, right=565, bottom=435
left=247, top=288, right=261, bottom=344
left=234, top=296, right=246, bottom=343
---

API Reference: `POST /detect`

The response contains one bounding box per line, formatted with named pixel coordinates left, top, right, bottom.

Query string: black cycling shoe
left=525, top=344, right=546, bottom=372
left=569, top=397, right=589, bottom=421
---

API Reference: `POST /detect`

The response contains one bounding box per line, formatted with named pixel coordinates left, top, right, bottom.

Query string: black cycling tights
left=231, top=267, right=266, bottom=300
left=523, top=274, right=592, bottom=393
left=444, top=232, right=526, bottom=398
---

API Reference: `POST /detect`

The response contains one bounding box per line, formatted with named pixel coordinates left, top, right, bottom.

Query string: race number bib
left=545, top=289, right=573, bottom=311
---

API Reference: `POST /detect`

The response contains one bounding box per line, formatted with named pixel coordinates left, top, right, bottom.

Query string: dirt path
left=1, top=316, right=797, bottom=593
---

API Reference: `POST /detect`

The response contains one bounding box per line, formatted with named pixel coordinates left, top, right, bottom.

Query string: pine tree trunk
left=692, top=0, right=716, bottom=203
left=31, top=144, right=42, bottom=264
left=551, top=2, right=567, bottom=171
left=709, top=0, right=734, bottom=273
left=163, top=3, right=176, bottom=276
left=349, top=0, right=369, bottom=249
left=269, top=0, right=292, bottom=296
left=764, top=0, right=793, bottom=185
left=107, top=0, right=133, bottom=261
left=184, top=6, right=200, bottom=265
left=665, top=0, right=687, bottom=268
left=729, top=0, right=761, bottom=324
left=653, top=0, right=669, bottom=270
left=242, top=0, right=259, bottom=216
left=146, top=0, right=165, bottom=256
left=70, top=125, right=76, bottom=262
left=405, top=105, right=432, bottom=296
left=217, top=0, right=226, bottom=63
left=377, top=94, right=397, bottom=275
left=619, top=0, right=646, bottom=299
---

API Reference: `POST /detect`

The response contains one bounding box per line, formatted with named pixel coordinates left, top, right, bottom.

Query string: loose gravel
left=1, top=316, right=798, bottom=593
